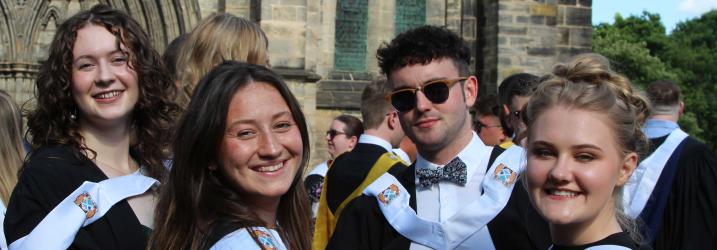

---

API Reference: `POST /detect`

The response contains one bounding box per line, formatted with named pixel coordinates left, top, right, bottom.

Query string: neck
left=79, top=119, right=134, bottom=174
left=550, top=203, right=622, bottom=246
left=364, top=129, right=395, bottom=147
left=649, top=114, right=679, bottom=123
left=248, top=196, right=281, bottom=228
left=419, top=126, right=473, bottom=165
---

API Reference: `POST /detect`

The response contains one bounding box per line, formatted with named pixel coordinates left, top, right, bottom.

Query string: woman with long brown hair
left=150, top=61, right=311, bottom=249
left=4, top=4, right=178, bottom=249
left=0, top=90, right=24, bottom=249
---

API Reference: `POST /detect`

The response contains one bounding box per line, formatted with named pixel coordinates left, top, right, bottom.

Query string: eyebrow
left=73, top=49, right=125, bottom=64
left=226, top=111, right=293, bottom=128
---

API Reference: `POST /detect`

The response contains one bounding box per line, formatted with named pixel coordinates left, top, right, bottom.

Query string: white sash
left=363, top=146, right=525, bottom=250
left=623, top=128, right=688, bottom=219
left=9, top=171, right=158, bottom=250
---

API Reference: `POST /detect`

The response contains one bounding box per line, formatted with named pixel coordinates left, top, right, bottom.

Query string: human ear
left=617, top=152, right=638, bottom=186
left=463, top=76, right=479, bottom=107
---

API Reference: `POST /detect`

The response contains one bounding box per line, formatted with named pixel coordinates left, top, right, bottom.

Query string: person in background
left=0, top=90, right=24, bottom=249
left=161, top=33, right=187, bottom=86
left=393, top=136, right=416, bottom=164
left=5, top=5, right=178, bottom=249
left=304, top=115, right=363, bottom=218
left=498, top=73, right=540, bottom=145
left=624, top=79, right=717, bottom=249
left=175, top=13, right=269, bottom=108
left=150, top=62, right=311, bottom=249
left=523, top=53, right=647, bottom=249
left=472, top=94, right=510, bottom=148
left=313, top=79, right=408, bottom=249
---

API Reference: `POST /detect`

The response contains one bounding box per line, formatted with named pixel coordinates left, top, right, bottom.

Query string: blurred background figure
left=0, top=90, right=24, bottom=249
left=393, top=136, right=416, bottom=164
left=498, top=73, right=540, bottom=145
left=472, top=94, right=510, bottom=147
left=304, top=114, right=363, bottom=217
left=175, top=13, right=269, bottom=108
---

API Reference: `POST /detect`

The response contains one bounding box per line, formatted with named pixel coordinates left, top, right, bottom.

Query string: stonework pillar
left=366, top=0, right=395, bottom=75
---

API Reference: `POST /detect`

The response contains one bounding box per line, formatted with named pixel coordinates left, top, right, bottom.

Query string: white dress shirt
left=357, top=134, right=393, bottom=152
left=411, top=132, right=495, bottom=250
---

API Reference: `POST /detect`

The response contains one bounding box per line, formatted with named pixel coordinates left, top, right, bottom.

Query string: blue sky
left=593, top=0, right=717, bottom=33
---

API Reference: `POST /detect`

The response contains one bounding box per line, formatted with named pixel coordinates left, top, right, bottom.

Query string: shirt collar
left=358, top=134, right=393, bottom=152
left=415, top=132, right=492, bottom=184
left=643, top=119, right=679, bottom=139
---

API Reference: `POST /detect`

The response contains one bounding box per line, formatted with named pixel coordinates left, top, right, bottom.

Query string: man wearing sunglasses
left=497, top=73, right=540, bottom=145
left=313, top=79, right=410, bottom=249
left=328, top=26, right=549, bottom=250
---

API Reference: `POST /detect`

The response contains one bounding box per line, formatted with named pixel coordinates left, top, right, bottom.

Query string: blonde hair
left=0, top=90, right=24, bottom=204
left=524, top=53, right=650, bottom=243
left=175, top=13, right=269, bottom=108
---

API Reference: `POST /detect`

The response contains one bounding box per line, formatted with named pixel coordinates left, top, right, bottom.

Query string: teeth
left=549, top=190, right=578, bottom=197
left=256, top=163, right=283, bottom=172
left=95, top=90, right=121, bottom=99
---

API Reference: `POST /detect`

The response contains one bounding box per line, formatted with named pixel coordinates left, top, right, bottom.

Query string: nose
left=414, top=90, right=433, bottom=112
left=325, top=131, right=332, bottom=142
left=258, top=132, right=282, bottom=159
left=548, top=157, right=572, bottom=183
left=94, top=60, right=116, bottom=86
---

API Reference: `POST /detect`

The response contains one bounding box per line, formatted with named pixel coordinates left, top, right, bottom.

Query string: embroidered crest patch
left=494, top=163, right=517, bottom=186
left=378, top=184, right=400, bottom=205
left=248, top=228, right=278, bottom=250
left=74, top=192, right=97, bottom=219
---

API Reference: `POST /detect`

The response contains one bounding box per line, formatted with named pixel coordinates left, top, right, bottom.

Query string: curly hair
left=377, top=25, right=471, bottom=77
left=25, top=4, right=179, bottom=180
left=150, top=61, right=311, bottom=250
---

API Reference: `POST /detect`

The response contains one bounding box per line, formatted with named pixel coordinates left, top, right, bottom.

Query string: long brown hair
left=0, top=90, right=24, bottom=204
left=24, top=4, right=179, bottom=180
left=150, top=61, right=311, bottom=250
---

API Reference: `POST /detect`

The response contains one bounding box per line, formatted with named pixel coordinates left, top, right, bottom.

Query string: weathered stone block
left=527, top=47, right=556, bottom=56
left=558, top=0, right=577, bottom=5
left=565, top=7, right=591, bottom=26
left=531, top=16, right=545, bottom=25
left=569, top=27, right=592, bottom=47
left=510, top=37, right=533, bottom=45
left=516, top=15, right=529, bottom=23
left=500, top=25, right=527, bottom=35
left=498, top=3, right=529, bottom=12
left=531, top=4, right=557, bottom=17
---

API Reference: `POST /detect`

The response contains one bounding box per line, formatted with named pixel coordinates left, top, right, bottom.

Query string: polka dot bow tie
left=416, top=157, right=467, bottom=188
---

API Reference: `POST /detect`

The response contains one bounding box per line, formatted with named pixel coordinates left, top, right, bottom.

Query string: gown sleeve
left=653, top=137, right=717, bottom=249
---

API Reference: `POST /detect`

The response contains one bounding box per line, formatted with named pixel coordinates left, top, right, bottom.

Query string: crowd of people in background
left=0, top=3, right=714, bottom=250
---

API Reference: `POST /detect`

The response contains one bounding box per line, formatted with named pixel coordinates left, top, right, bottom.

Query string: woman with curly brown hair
left=4, top=4, right=178, bottom=249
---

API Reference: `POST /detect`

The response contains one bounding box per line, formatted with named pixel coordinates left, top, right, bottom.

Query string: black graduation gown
left=551, top=232, right=638, bottom=250
left=645, top=136, right=717, bottom=250
left=325, top=143, right=408, bottom=213
left=327, top=147, right=550, bottom=250
left=4, top=145, right=150, bottom=249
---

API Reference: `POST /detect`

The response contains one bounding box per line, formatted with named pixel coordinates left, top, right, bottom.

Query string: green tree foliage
left=593, top=11, right=717, bottom=148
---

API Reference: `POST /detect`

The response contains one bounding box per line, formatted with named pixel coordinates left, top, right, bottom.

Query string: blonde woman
left=523, top=53, right=648, bottom=249
left=0, top=90, right=24, bottom=249
left=175, top=13, right=269, bottom=108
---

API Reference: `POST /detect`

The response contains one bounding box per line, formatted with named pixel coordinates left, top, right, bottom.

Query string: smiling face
left=71, top=24, right=139, bottom=127
left=389, top=58, right=477, bottom=161
left=526, top=106, right=636, bottom=232
left=218, top=82, right=303, bottom=205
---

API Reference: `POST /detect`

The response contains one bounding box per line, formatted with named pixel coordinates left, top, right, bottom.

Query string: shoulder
left=211, top=227, right=286, bottom=250
left=22, top=145, right=90, bottom=176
